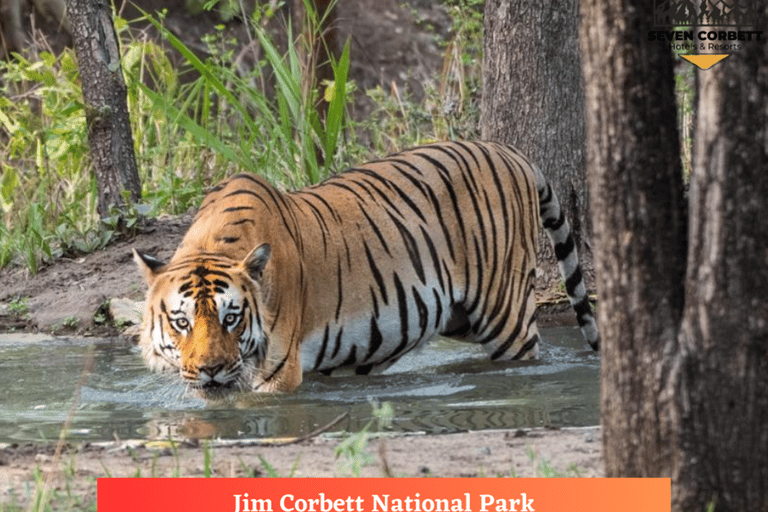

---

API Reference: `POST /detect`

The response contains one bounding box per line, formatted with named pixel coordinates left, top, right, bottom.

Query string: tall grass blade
left=137, top=81, right=249, bottom=170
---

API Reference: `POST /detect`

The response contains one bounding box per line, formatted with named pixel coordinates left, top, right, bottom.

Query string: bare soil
left=0, top=427, right=603, bottom=506
left=0, top=0, right=602, bottom=499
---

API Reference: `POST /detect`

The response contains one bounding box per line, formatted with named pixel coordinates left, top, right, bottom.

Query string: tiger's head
left=133, top=244, right=272, bottom=399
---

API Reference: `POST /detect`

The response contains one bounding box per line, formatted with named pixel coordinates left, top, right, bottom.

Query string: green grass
left=0, top=1, right=481, bottom=274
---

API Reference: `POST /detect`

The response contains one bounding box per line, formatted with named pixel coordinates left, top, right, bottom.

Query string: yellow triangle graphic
left=680, top=54, right=730, bottom=70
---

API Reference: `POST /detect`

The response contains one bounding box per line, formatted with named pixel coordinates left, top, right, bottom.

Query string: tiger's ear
left=242, top=243, right=271, bottom=282
left=133, top=248, right=166, bottom=285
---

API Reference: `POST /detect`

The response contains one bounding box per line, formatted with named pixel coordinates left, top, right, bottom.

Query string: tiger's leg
left=475, top=266, right=541, bottom=361
left=441, top=262, right=541, bottom=361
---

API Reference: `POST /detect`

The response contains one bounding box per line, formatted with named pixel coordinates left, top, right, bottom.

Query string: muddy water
left=0, top=327, right=598, bottom=444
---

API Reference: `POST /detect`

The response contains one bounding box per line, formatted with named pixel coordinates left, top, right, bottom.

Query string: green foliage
left=0, top=0, right=487, bottom=273
left=7, top=296, right=29, bottom=317
left=0, top=48, right=93, bottom=273
left=0, top=3, right=354, bottom=272
left=525, top=446, right=582, bottom=478
left=134, top=3, right=353, bottom=190
left=334, top=401, right=394, bottom=476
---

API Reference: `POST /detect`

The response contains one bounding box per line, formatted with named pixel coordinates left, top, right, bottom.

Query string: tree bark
left=67, top=0, right=141, bottom=220
left=582, top=0, right=768, bottom=509
left=579, top=0, right=687, bottom=478
left=673, top=5, right=768, bottom=508
left=481, top=0, right=592, bottom=285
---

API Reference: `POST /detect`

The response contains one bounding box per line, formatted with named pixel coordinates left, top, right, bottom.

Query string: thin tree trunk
left=67, top=0, right=141, bottom=220
left=579, top=0, right=687, bottom=478
left=481, top=0, right=592, bottom=286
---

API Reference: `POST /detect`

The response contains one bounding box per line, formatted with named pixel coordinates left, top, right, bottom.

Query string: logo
left=649, top=0, right=762, bottom=69
left=654, top=0, right=757, bottom=27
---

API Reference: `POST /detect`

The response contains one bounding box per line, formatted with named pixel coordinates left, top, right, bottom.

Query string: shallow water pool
left=0, top=327, right=598, bottom=443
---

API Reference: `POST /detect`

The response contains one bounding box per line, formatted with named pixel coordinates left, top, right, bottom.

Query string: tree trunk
left=481, top=0, right=592, bottom=286
left=67, top=0, right=141, bottom=220
left=580, top=0, right=687, bottom=478
left=673, top=5, right=768, bottom=508
left=582, top=0, right=768, bottom=508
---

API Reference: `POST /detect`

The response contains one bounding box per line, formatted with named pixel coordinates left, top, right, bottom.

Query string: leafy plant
left=334, top=401, right=393, bottom=476
left=526, top=446, right=582, bottom=478
left=7, top=296, right=29, bottom=317
left=134, top=3, right=353, bottom=189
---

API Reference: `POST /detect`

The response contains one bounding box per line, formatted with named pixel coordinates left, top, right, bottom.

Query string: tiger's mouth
left=189, top=379, right=240, bottom=400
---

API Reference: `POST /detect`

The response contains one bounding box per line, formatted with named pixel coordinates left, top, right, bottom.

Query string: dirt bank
left=1, top=426, right=603, bottom=507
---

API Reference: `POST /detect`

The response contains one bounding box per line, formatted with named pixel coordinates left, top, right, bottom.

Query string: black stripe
left=434, top=144, right=490, bottom=259
left=572, top=296, right=593, bottom=326
left=301, top=197, right=331, bottom=256
left=422, top=183, right=457, bottom=262
left=324, top=180, right=369, bottom=204
left=393, top=273, right=410, bottom=355
left=419, top=225, right=445, bottom=292
left=365, top=317, right=384, bottom=362
left=479, top=283, right=519, bottom=346
left=387, top=211, right=426, bottom=285
left=488, top=276, right=537, bottom=359
left=258, top=352, right=290, bottom=387
left=369, top=285, right=380, bottom=318
left=359, top=206, right=392, bottom=256
left=464, top=235, right=485, bottom=316
left=341, top=345, right=358, bottom=367
left=564, top=266, right=583, bottom=296
left=223, top=188, right=273, bottom=210
left=363, top=242, right=389, bottom=305
left=300, top=190, right=343, bottom=224
left=511, top=332, right=540, bottom=361
left=358, top=168, right=428, bottom=224
left=353, top=171, right=407, bottom=219
left=230, top=218, right=255, bottom=226
left=223, top=206, right=255, bottom=213
left=229, top=173, right=285, bottom=208
left=489, top=310, right=527, bottom=360
left=389, top=161, right=430, bottom=197
left=543, top=210, right=566, bottom=231
left=331, top=327, right=344, bottom=359
left=414, top=153, right=468, bottom=243
left=555, top=234, right=576, bottom=261
left=355, top=364, right=375, bottom=375
left=325, top=174, right=378, bottom=203
left=412, top=286, right=429, bottom=340
left=433, top=289, right=443, bottom=330
left=314, top=325, right=330, bottom=371
left=335, top=259, right=344, bottom=321
left=539, top=182, right=553, bottom=205
left=475, top=143, right=511, bottom=251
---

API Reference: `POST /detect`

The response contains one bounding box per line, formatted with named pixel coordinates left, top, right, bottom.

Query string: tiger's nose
left=198, top=363, right=225, bottom=380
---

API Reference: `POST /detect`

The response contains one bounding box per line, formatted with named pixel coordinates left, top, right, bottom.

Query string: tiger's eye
left=173, top=318, right=190, bottom=331
left=223, top=313, right=239, bottom=327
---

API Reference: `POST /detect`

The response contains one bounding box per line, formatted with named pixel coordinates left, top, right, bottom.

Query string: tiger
left=134, top=141, right=599, bottom=399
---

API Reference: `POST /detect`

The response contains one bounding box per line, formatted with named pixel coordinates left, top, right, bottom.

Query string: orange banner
left=98, top=478, right=670, bottom=512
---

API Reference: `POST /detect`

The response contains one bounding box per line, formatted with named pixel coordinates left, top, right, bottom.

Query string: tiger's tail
left=534, top=167, right=600, bottom=351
